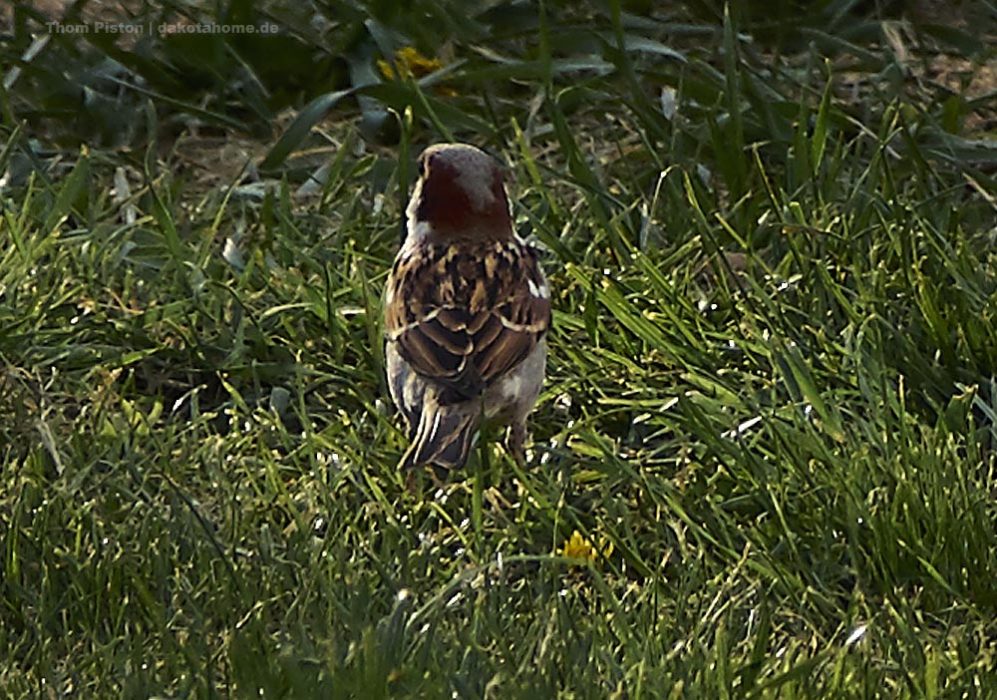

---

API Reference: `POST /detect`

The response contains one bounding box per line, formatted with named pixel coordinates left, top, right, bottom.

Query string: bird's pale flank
left=383, top=143, right=551, bottom=471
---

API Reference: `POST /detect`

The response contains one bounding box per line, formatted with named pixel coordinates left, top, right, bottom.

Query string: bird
left=383, top=143, right=551, bottom=472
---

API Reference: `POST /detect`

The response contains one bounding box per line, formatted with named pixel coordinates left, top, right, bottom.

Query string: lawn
left=1, top=0, right=996, bottom=697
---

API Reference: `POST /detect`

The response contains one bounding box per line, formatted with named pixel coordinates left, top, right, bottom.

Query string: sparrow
left=384, top=143, right=551, bottom=471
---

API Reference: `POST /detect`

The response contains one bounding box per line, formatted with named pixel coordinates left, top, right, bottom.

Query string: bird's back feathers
left=385, top=239, right=550, bottom=402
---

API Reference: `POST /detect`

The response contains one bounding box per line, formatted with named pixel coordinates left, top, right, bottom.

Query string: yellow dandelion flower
left=377, top=46, right=444, bottom=80
left=560, top=530, right=614, bottom=564
left=376, top=46, right=456, bottom=96
left=561, top=530, right=597, bottom=561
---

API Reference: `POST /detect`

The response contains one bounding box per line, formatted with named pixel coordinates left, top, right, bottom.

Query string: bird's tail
left=399, top=396, right=479, bottom=471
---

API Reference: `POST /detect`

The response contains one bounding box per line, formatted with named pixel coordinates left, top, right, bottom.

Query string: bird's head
left=405, top=143, right=512, bottom=242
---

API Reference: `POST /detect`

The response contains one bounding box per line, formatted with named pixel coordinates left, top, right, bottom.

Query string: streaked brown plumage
left=384, top=143, right=551, bottom=471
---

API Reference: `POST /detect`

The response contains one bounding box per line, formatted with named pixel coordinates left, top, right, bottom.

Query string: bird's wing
left=385, top=239, right=550, bottom=401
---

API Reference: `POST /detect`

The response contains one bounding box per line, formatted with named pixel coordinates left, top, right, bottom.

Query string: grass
left=1, top=0, right=997, bottom=696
